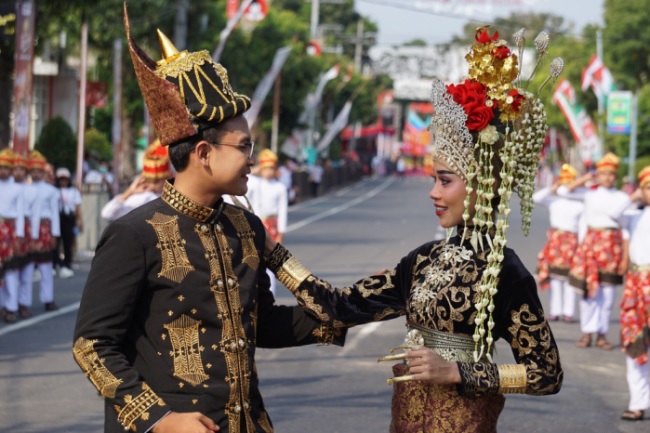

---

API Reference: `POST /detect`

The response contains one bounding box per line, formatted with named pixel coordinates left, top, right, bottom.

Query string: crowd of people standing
left=534, top=152, right=650, bottom=421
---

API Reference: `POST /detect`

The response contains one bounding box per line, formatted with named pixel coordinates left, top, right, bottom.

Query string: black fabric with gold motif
left=267, top=235, right=563, bottom=398
left=73, top=181, right=345, bottom=433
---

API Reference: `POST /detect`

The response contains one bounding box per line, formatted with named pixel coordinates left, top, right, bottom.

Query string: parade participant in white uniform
left=533, top=163, right=584, bottom=323
left=619, top=165, right=650, bottom=421
left=0, top=148, right=25, bottom=323
left=28, top=151, right=61, bottom=312
left=12, top=153, right=38, bottom=318
left=567, top=152, right=631, bottom=350
left=101, top=139, right=171, bottom=222
left=247, top=149, right=288, bottom=295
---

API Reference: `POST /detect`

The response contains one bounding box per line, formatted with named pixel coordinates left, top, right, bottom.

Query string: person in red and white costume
left=533, top=163, right=584, bottom=323
left=246, top=148, right=287, bottom=296
left=101, top=139, right=171, bottom=222
left=619, top=165, right=650, bottom=421
left=0, top=148, right=25, bottom=323
left=28, top=150, right=61, bottom=312
left=565, top=152, right=632, bottom=350
left=12, top=152, right=37, bottom=318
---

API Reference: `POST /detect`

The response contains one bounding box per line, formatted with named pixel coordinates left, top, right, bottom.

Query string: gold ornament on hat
left=429, top=25, right=563, bottom=362
left=558, top=164, right=577, bottom=184
left=638, top=165, right=650, bottom=188
left=596, top=152, right=620, bottom=173
left=28, top=150, right=48, bottom=170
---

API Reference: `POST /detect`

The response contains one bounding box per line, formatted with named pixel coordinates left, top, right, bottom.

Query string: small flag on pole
left=581, top=54, right=617, bottom=103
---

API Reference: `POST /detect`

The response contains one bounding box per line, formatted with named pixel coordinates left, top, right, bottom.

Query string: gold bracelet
left=497, top=364, right=527, bottom=394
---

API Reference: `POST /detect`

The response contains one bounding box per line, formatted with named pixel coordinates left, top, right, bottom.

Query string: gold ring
left=377, top=353, right=407, bottom=363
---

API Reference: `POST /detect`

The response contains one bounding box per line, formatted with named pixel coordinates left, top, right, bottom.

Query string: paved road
left=0, top=176, right=647, bottom=432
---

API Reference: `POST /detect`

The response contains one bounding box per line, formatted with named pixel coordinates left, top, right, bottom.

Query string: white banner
left=244, top=46, right=292, bottom=127
left=316, top=101, right=352, bottom=153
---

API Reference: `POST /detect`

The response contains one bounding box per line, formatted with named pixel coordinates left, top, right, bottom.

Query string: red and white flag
left=581, top=54, right=617, bottom=102
left=553, top=79, right=601, bottom=163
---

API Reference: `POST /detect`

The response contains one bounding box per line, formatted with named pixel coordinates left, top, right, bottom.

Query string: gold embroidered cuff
left=117, top=384, right=166, bottom=430
left=497, top=364, right=527, bottom=394
left=313, top=323, right=344, bottom=346
left=276, top=256, right=312, bottom=293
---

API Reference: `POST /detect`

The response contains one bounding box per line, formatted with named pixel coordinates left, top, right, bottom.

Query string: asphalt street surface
left=0, top=175, right=647, bottom=432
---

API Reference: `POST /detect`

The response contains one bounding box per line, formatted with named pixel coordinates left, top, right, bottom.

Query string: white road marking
left=0, top=302, right=80, bottom=337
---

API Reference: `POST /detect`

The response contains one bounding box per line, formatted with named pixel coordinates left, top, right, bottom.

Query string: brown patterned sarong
left=390, top=363, right=504, bottom=433
left=569, top=228, right=623, bottom=298
left=620, top=268, right=650, bottom=365
left=537, top=229, right=578, bottom=290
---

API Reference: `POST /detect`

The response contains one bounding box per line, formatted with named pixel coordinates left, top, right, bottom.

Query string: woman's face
left=429, top=160, right=471, bottom=228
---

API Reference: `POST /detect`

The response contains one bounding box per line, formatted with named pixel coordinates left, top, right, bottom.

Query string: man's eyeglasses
left=213, top=141, right=255, bottom=159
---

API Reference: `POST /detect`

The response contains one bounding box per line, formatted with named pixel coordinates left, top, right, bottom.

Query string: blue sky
left=355, top=0, right=604, bottom=45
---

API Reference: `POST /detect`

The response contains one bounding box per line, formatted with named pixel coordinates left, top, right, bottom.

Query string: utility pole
left=310, top=0, right=320, bottom=40
left=596, top=29, right=604, bottom=155
left=111, top=38, right=122, bottom=191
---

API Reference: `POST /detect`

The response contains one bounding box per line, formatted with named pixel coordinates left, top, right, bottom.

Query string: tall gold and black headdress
left=124, top=3, right=251, bottom=146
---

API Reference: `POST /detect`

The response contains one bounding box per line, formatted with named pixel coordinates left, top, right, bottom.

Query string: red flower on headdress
left=508, top=89, right=526, bottom=112
left=493, top=45, right=511, bottom=60
left=475, top=28, right=499, bottom=44
left=446, top=79, right=496, bottom=132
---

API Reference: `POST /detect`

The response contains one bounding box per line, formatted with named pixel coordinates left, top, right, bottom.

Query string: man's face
left=30, top=168, right=45, bottom=182
left=13, top=166, right=27, bottom=182
left=203, top=115, right=254, bottom=197
left=0, top=165, right=11, bottom=180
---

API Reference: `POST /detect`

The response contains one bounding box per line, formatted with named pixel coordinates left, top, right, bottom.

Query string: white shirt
left=246, top=175, right=288, bottom=233
left=560, top=185, right=632, bottom=239
left=0, top=178, right=25, bottom=237
left=60, top=186, right=82, bottom=215
left=14, top=180, right=37, bottom=218
left=101, top=191, right=160, bottom=222
left=533, top=186, right=584, bottom=233
left=277, top=165, right=293, bottom=191
left=626, top=206, right=650, bottom=266
left=31, top=180, right=61, bottom=237
left=308, top=164, right=324, bottom=183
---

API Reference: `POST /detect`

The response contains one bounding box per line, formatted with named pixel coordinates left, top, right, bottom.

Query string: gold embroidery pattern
left=408, top=242, right=483, bottom=333
left=196, top=223, right=223, bottom=285
left=117, top=383, right=165, bottom=431
left=211, top=224, right=253, bottom=433
left=374, top=307, right=403, bottom=322
left=277, top=257, right=312, bottom=292
left=507, top=304, right=561, bottom=394
left=223, top=206, right=259, bottom=270
left=73, top=337, right=123, bottom=398
left=164, top=314, right=209, bottom=386
left=458, top=362, right=500, bottom=396
left=147, top=212, right=194, bottom=283
left=312, top=323, right=345, bottom=345
left=161, top=181, right=219, bottom=222
left=498, top=364, right=527, bottom=394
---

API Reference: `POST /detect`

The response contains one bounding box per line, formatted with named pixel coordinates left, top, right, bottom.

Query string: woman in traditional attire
left=264, top=27, right=563, bottom=433
left=565, top=153, right=631, bottom=350
left=619, top=165, right=650, bottom=421
left=533, top=164, right=584, bottom=322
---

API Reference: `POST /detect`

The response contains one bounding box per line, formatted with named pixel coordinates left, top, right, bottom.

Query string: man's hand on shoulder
left=152, top=411, right=218, bottom=433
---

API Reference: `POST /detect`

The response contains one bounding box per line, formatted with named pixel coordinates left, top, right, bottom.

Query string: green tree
left=35, top=117, right=77, bottom=170
left=84, top=128, right=112, bottom=162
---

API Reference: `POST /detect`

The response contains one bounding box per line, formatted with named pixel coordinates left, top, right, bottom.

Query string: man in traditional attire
left=0, top=148, right=25, bottom=323
left=28, top=150, right=61, bottom=312
left=567, top=152, right=631, bottom=349
left=101, top=139, right=171, bottom=222
left=619, top=165, right=650, bottom=421
left=533, top=163, right=584, bottom=323
left=12, top=152, right=37, bottom=318
left=72, top=7, right=345, bottom=433
left=246, top=149, right=288, bottom=295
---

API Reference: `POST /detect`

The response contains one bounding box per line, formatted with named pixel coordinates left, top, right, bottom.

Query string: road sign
left=244, top=0, right=267, bottom=22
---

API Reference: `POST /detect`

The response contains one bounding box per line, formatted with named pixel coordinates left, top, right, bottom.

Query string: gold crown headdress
left=430, top=26, right=563, bottom=361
